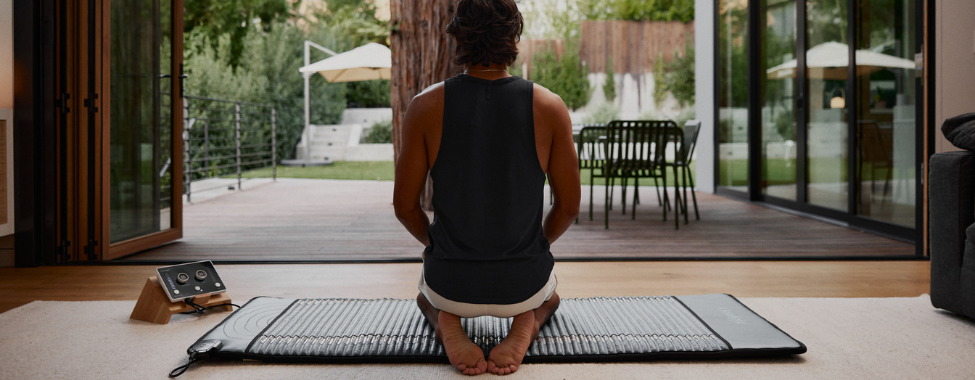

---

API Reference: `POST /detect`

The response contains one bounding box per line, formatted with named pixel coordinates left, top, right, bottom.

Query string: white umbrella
left=767, top=42, right=915, bottom=80
left=288, top=42, right=392, bottom=166
left=298, top=42, right=392, bottom=83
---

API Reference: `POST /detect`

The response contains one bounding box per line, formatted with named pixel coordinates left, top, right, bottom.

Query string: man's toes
left=474, top=359, right=488, bottom=373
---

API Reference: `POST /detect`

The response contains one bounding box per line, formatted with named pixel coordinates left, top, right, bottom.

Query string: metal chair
left=577, top=125, right=607, bottom=221
left=604, top=120, right=682, bottom=229
left=665, top=120, right=701, bottom=223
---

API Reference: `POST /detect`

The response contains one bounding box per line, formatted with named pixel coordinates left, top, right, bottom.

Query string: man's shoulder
left=403, top=82, right=445, bottom=134
left=412, top=82, right=445, bottom=107
left=532, top=83, right=566, bottom=111
left=532, top=83, right=570, bottom=118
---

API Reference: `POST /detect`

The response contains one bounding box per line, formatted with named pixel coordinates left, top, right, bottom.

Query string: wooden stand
left=129, top=276, right=233, bottom=324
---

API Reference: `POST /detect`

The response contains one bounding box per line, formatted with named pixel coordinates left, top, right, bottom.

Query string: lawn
left=238, top=161, right=698, bottom=187
left=237, top=161, right=396, bottom=181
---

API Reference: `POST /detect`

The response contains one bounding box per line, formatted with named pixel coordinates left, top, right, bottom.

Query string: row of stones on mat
left=294, top=298, right=411, bottom=304
left=258, top=334, right=438, bottom=346
left=255, top=332, right=722, bottom=352
left=290, top=296, right=680, bottom=304
left=530, top=333, right=724, bottom=350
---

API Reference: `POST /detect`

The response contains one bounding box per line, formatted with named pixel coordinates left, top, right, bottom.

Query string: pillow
left=942, top=112, right=975, bottom=151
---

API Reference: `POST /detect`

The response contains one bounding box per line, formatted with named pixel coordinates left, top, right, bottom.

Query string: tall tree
left=389, top=0, right=462, bottom=209
left=183, top=0, right=294, bottom=69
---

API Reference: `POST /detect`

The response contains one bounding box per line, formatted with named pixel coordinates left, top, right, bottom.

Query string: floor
left=0, top=261, right=932, bottom=314
left=121, top=179, right=917, bottom=262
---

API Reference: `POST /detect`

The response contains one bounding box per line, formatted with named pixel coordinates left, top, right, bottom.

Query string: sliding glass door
left=716, top=0, right=921, bottom=245
left=853, top=0, right=918, bottom=228
left=718, top=0, right=749, bottom=194
left=760, top=0, right=799, bottom=201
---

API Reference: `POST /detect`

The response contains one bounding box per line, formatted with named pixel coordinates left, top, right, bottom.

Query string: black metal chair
left=604, top=120, right=682, bottom=229
left=577, top=125, right=607, bottom=221
left=665, top=120, right=701, bottom=223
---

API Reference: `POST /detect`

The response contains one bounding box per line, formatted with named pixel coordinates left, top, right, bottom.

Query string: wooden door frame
left=102, top=0, right=184, bottom=260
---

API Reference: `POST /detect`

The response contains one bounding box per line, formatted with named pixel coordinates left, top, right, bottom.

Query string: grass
left=236, top=161, right=396, bottom=181
left=237, top=160, right=699, bottom=187
left=718, top=158, right=903, bottom=187
left=579, top=164, right=696, bottom=187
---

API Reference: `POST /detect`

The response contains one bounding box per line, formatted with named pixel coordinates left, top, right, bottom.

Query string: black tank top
left=423, top=74, right=554, bottom=305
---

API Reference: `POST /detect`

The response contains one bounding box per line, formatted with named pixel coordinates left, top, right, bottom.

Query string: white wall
left=694, top=0, right=715, bottom=193
left=935, top=0, right=975, bottom=153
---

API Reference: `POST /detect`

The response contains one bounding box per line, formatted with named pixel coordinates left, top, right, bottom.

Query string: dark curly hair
left=445, top=0, right=523, bottom=67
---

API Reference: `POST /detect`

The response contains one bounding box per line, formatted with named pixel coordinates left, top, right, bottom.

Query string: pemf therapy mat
left=182, top=294, right=804, bottom=365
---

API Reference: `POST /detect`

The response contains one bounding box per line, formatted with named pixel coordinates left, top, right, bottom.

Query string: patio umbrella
left=766, top=42, right=915, bottom=80
left=287, top=42, right=392, bottom=166
left=298, top=42, right=392, bottom=83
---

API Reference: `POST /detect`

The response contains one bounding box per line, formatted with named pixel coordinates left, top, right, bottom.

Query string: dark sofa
left=930, top=113, right=975, bottom=320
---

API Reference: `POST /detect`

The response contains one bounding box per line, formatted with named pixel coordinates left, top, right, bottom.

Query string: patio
left=121, top=178, right=915, bottom=262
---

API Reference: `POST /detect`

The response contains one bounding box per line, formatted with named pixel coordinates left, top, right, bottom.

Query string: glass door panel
left=805, top=0, right=849, bottom=211
left=761, top=0, right=798, bottom=200
left=718, top=0, right=750, bottom=192
left=109, top=0, right=175, bottom=243
left=854, top=0, right=916, bottom=227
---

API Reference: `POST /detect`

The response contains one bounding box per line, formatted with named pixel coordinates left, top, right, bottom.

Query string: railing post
left=184, top=97, right=192, bottom=204
left=204, top=120, right=209, bottom=179
left=271, top=107, right=277, bottom=181
left=235, top=102, right=242, bottom=191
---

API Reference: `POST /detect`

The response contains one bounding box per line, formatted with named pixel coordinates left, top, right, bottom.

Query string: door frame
left=102, top=0, right=185, bottom=260
left=13, top=0, right=184, bottom=265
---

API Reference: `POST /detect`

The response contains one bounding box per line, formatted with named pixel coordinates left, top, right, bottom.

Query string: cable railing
left=182, top=94, right=277, bottom=203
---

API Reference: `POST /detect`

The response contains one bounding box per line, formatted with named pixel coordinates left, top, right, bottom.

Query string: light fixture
left=830, top=88, right=846, bottom=109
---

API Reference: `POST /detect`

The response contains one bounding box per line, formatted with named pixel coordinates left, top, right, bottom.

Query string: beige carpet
left=0, top=295, right=972, bottom=379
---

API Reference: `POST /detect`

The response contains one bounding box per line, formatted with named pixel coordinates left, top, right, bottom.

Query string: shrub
left=531, top=43, right=591, bottom=111
left=603, top=56, right=616, bottom=103
left=363, top=119, right=393, bottom=144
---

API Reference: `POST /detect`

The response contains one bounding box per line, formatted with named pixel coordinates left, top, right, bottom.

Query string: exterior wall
left=1, top=0, right=15, bottom=266
left=694, top=0, right=716, bottom=193
left=935, top=0, right=975, bottom=153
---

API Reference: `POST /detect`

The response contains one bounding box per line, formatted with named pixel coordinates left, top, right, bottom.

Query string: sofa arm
left=929, top=151, right=975, bottom=315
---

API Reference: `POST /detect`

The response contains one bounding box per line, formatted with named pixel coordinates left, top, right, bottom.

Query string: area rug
left=0, top=295, right=972, bottom=379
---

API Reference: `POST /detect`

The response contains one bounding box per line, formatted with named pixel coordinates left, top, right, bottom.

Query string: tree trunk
left=390, top=0, right=461, bottom=210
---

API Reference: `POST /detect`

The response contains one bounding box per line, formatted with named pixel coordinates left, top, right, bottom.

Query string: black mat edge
left=210, top=347, right=802, bottom=365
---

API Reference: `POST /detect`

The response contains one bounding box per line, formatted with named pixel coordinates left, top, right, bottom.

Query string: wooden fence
left=516, top=20, right=694, bottom=75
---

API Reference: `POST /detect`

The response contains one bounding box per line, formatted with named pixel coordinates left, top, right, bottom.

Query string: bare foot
left=487, top=311, right=536, bottom=375
left=439, top=311, right=488, bottom=375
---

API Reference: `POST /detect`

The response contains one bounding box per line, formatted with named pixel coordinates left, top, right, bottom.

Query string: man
left=393, top=0, right=580, bottom=375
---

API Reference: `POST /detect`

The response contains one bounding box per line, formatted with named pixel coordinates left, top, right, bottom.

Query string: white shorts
left=418, top=269, right=557, bottom=318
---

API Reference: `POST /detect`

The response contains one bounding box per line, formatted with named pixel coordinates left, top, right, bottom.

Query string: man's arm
left=538, top=88, right=581, bottom=245
left=392, top=88, right=441, bottom=246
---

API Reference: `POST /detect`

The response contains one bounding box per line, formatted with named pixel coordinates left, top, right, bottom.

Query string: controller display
left=156, top=261, right=226, bottom=302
